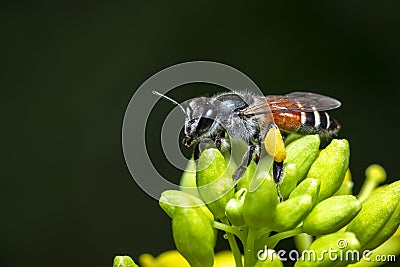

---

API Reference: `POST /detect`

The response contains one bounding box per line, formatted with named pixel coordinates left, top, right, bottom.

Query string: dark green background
left=1, top=1, right=399, bottom=266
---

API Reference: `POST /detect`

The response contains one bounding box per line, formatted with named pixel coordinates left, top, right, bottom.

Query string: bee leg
left=215, top=136, right=222, bottom=150
left=273, top=161, right=284, bottom=202
left=193, top=143, right=200, bottom=161
left=232, top=145, right=256, bottom=181
left=264, top=123, right=287, bottom=163
left=273, top=161, right=284, bottom=184
left=215, top=130, right=228, bottom=151
left=264, top=123, right=286, bottom=201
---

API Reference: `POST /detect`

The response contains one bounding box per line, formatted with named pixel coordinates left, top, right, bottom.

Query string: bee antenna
left=152, top=90, right=188, bottom=117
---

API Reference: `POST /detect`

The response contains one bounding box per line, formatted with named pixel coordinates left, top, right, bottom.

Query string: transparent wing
left=268, top=92, right=341, bottom=112
left=241, top=92, right=341, bottom=116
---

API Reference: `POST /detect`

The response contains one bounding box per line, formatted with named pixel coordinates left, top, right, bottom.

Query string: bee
left=153, top=90, right=341, bottom=191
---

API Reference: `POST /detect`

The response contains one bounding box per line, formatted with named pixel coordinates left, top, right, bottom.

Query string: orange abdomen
left=272, top=112, right=302, bottom=133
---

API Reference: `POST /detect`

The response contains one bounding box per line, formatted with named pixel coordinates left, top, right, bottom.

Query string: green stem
left=213, top=221, right=246, bottom=243
left=358, top=165, right=386, bottom=202
left=220, top=218, right=243, bottom=267
left=357, top=180, right=378, bottom=202
left=266, top=227, right=304, bottom=249
left=254, top=227, right=271, bottom=254
left=244, top=227, right=257, bottom=267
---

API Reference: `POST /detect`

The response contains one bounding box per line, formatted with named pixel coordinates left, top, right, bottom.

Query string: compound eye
left=196, top=117, right=214, bottom=134
left=185, top=119, right=196, bottom=134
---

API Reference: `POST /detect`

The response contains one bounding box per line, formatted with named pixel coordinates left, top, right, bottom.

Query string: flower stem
left=266, top=227, right=304, bottom=249
left=244, top=227, right=257, bottom=267
left=213, top=221, right=246, bottom=242
left=358, top=165, right=386, bottom=202
left=220, top=218, right=243, bottom=267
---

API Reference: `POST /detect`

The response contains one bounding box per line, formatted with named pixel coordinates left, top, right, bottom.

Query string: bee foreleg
left=232, top=145, right=257, bottom=181
left=193, top=143, right=200, bottom=161
left=215, top=136, right=222, bottom=150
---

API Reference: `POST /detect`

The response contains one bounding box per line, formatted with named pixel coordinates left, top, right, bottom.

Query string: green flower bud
left=242, top=173, right=279, bottom=228
left=236, top=160, right=257, bottom=190
left=334, top=169, right=353, bottom=196
left=255, top=249, right=284, bottom=267
left=179, top=158, right=201, bottom=198
left=349, top=230, right=400, bottom=267
left=159, top=190, right=213, bottom=221
left=365, top=164, right=386, bottom=184
left=235, top=187, right=247, bottom=200
left=289, top=178, right=321, bottom=205
left=306, top=139, right=350, bottom=202
left=294, top=233, right=313, bottom=252
left=357, top=164, right=386, bottom=202
left=279, top=163, right=299, bottom=199
left=225, top=198, right=245, bottom=226
left=303, top=195, right=362, bottom=235
left=223, top=150, right=239, bottom=176
left=284, top=134, right=320, bottom=182
left=113, top=256, right=138, bottom=267
left=272, top=194, right=313, bottom=231
left=196, top=149, right=235, bottom=219
left=284, top=133, right=303, bottom=146
left=172, top=206, right=216, bottom=267
left=294, top=232, right=360, bottom=267
left=346, top=180, right=400, bottom=250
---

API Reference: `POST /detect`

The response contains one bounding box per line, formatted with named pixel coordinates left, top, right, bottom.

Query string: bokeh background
left=1, top=1, right=399, bottom=266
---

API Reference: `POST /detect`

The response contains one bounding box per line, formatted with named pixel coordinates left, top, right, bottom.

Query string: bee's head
left=152, top=91, right=219, bottom=148
left=183, top=97, right=217, bottom=147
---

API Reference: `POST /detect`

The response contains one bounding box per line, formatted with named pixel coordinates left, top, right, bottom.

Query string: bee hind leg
left=273, top=161, right=284, bottom=184
left=273, top=161, right=284, bottom=202
left=264, top=123, right=286, bottom=201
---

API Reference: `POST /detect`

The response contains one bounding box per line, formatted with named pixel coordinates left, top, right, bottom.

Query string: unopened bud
left=306, top=139, right=350, bottom=202
left=242, top=173, right=279, bottom=228
left=346, top=180, right=400, bottom=250
left=196, top=149, right=235, bottom=219
left=303, top=195, right=362, bottom=235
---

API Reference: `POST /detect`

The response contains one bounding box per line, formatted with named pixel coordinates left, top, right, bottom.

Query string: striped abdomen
left=272, top=109, right=340, bottom=138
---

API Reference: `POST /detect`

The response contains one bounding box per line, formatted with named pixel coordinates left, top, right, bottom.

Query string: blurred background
left=1, top=1, right=399, bottom=266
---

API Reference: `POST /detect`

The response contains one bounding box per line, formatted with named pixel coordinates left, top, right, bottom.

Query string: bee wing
left=267, top=92, right=341, bottom=112
left=240, top=92, right=341, bottom=116
left=239, top=97, right=274, bottom=117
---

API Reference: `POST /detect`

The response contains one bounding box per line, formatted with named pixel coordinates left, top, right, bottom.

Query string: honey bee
left=153, top=91, right=341, bottom=190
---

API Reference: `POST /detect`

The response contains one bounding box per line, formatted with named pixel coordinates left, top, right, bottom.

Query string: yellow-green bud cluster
left=153, top=135, right=400, bottom=267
